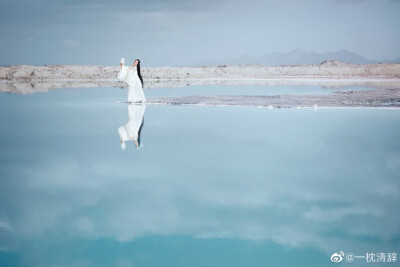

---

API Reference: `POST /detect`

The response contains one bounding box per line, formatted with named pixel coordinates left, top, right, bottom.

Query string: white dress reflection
left=118, top=104, right=146, bottom=150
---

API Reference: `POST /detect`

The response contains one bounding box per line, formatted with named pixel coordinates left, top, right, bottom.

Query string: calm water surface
left=146, top=84, right=374, bottom=97
left=0, top=87, right=399, bottom=267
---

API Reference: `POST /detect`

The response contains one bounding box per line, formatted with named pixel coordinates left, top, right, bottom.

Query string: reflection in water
left=2, top=79, right=400, bottom=94
left=0, top=90, right=399, bottom=266
left=118, top=104, right=146, bottom=150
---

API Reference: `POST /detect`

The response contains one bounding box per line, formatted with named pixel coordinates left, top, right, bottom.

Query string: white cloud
left=64, top=39, right=80, bottom=47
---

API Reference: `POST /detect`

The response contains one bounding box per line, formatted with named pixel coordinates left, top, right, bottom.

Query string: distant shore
left=1, top=60, right=400, bottom=81
left=1, top=62, right=400, bottom=108
left=1, top=60, right=400, bottom=93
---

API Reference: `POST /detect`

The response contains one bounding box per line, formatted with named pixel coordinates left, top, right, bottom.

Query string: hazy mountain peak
left=191, top=49, right=396, bottom=66
left=287, top=48, right=307, bottom=54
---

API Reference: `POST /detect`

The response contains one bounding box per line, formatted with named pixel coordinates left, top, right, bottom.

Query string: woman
left=118, top=58, right=146, bottom=103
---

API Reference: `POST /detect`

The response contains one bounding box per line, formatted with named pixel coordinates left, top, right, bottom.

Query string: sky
left=0, top=0, right=399, bottom=66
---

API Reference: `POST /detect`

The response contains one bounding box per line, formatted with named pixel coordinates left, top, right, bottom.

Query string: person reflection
left=118, top=104, right=146, bottom=150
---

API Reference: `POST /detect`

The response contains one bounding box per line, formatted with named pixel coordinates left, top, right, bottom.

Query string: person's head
left=134, top=58, right=141, bottom=66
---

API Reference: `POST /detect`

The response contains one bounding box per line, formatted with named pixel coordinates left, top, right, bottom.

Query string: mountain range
left=191, top=49, right=400, bottom=66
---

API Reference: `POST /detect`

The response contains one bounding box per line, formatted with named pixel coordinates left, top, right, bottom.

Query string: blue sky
left=0, top=0, right=399, bottom=66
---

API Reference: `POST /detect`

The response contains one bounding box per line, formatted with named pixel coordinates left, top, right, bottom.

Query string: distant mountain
left=381, top=57, right=400, bottom=64
left=191, top=49, right=398, bottom=66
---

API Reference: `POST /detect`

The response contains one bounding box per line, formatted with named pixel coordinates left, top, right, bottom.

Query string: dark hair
left=137, top=118, right=144, bottom=147
left=136, top=58, right=144, bottom=88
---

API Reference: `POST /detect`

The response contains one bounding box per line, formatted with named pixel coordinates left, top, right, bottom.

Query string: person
left=118, top=104, right=146, bottom=150
left=118, top=58, right=146, bottom=103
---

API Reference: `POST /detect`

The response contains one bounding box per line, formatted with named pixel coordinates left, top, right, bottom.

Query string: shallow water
left=147, top=84, right=374, bottom=97
left=0, top=87, right=399, bottom=267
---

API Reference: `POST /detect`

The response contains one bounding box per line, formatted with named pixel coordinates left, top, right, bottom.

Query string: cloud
left=331, top=0, right=367, bottom=3
left=1, top=128, right=399, bottom=254
left=0, top=97, right=399, bottom=261
left=0, top=0, right=399, bottom=65
left=331, top=0, right=396, bottom=3
left=64, top=39, right=80, bottom=47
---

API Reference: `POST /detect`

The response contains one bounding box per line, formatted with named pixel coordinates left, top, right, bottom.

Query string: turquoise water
left=0, top=87, right=399, bottom=267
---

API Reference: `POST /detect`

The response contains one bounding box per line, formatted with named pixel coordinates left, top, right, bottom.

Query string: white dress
left=118, top=65, right=146, bottom=103
left=118, top=104, right=146, bottom=147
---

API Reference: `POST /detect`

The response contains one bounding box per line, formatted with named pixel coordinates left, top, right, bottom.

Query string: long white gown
left=117, top=65, right=146, bottom=103
left=118, top=104, right=146, bottom=149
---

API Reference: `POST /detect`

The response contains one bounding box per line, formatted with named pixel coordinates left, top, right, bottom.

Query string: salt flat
left=1, top=60, right=399, bottom=82
left=1, top=61, right=400, bottom=108
left=147, top=88, right=400, bottom=108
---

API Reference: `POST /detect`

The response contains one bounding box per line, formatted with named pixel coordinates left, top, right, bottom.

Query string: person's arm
left=120, top=58, right=125, bottom=69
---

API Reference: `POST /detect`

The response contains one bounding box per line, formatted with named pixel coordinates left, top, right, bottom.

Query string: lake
left=0, top=85, right=399, bottom=267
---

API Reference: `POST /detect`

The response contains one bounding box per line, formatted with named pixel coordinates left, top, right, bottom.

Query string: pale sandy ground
left=1, top=61, right=400, bottom=107
left=1, top=61, right=400, bottom=81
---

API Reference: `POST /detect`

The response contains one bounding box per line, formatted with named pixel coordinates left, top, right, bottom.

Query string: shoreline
left=1, top=77, right=400, bottom=95
left=1, top=61, right=399, bottom=94
left=146, top=88, right=400, bottom=108
left=1, top=62, right=399, bottom=108
left=2, top=76, right=400, bottom=82
left=146, top=102, right=400, bottom=110
left=1, top=61, right=399, bottom=81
